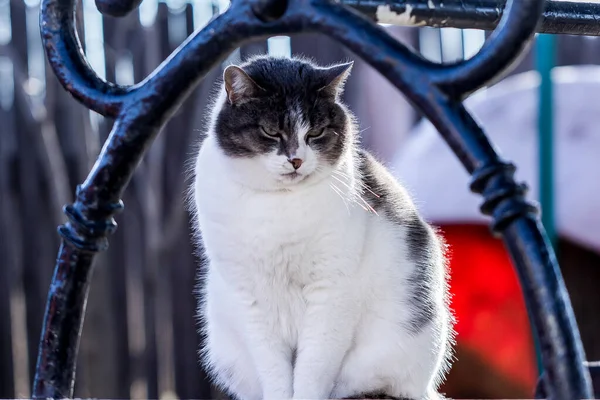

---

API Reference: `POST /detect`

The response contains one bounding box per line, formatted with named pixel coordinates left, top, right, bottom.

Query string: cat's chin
left=280, top=171, right=306, bottom=181
left=275, top=171, right=311, bottom=188
left=268, top=169, right=334, bottom=191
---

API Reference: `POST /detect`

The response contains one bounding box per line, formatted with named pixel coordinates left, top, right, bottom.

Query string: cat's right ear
left=223, top=65, right=263, bottom=105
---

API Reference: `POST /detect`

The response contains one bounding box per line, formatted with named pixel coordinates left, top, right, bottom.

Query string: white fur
left=191, top=93, right=451, bottom=400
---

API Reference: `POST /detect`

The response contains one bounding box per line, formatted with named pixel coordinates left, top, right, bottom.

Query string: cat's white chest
left=194, top=139, right=354, bottom=349
left=194, top=139, right=349, bottom=256
left=194, top=137, right=357, bottom=288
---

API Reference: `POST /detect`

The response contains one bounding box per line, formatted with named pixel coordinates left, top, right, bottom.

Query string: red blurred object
left=441, top=224, right=538, bottom=389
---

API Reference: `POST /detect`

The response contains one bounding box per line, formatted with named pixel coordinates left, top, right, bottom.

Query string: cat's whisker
left=331, top=174, right=379, bottom=215
left=332, top=182, right=367, bottom=212
left=355, top=201, right=369, bottom=212
left=362, top=198, right=378, bottom=215
left=331, top=174, right=353, bottom=190
left=331, top=174, right=351, bottom=187
left=361, top=184, right=381, bottom=198
left=331, top=171, right=381, bottom=208
left=332, top=170, right=353, bottom=183
left=329, top=182, right=348, bottom=201
left=329, top=183, right=351, bottom=214
left=358, top=126, right=371, bottom=135
left=334, top=169, right=363, bottom=184
left=356, top=194, right=377, bottom=214
left=331, top=174, right=363, bottom=198
left=332, top=169, right=350, bottom=178
left=334, top=169, right=381, bottom=198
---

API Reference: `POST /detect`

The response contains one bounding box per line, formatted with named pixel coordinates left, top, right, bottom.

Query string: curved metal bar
left=32, top=7, right=272, bottom=397
left=537, top=361, right=600, bottom=398
left=32, top=16, right=234, bottom=399
left=40, top=0, right=133, bottom=117
left=305, top=3, right=592, bottom=396
left=134, top=0, right=440, bottom=110
left=302, top=1, right=511, bottom=171
left=34, top=0, right=594, bottom=397
left=431, top=0, right=546, bottom=98
left=343, top=0, right=600, bottom=37
left=95, top=0, right=144, bottom=17
left=252, top=0, right=289, bottom=21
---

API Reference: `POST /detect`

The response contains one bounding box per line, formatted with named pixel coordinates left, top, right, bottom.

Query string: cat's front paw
left=292, top=388, right=330, bottom=400
left=263, top=387, right=293, bottom=400
left=291, top=394, right=322, bottom=400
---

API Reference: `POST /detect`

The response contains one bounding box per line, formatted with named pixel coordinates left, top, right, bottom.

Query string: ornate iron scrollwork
left=34, top=0, right=595, bottom=398
left=347, top=0, right=600, bottom=36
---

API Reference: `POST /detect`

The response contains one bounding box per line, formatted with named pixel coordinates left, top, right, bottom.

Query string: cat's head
left=211, top=56, right=355, bottom=191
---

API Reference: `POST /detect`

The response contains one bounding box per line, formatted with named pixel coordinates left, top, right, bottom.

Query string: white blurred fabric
left=390, top=65, right=600, bottom=253
left=350, top=25, right=415, bottom=163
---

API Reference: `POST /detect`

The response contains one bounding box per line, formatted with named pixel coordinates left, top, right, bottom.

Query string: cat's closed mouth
left=281, top=171, right=303, bottom=180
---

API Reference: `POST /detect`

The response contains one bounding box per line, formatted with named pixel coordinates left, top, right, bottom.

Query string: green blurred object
left=537, top=34, right=557, bottom=248
left=534, top=32, right=557, bottom=377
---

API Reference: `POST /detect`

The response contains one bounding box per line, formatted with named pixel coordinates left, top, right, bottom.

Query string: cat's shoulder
left=356, top=149, right=445, bottom=266
left=356, top=148, right=416, bottom=218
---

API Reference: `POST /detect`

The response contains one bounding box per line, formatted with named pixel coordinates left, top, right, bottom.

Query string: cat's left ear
left=223, top=65, right=263, bottom=105
left=317, top=61, right=354, bottom=99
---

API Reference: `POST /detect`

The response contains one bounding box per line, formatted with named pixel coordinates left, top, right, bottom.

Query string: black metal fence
left=2, top=0, right=600, bottom=398
left=0, top=2, right=402, bottom=397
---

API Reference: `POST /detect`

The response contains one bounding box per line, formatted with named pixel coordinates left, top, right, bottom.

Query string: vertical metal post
left=35, top=0, right=594, bottom=397
left=537, top=33, right=556, bottom=248
left=535, top=32, right=557, bottom=377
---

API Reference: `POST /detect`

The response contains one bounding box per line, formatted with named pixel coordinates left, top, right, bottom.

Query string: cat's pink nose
left=288, top=158, right=303, bottom=170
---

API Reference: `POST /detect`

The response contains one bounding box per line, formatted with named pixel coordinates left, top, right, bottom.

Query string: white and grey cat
left=190, top=55, right=454, bottom=400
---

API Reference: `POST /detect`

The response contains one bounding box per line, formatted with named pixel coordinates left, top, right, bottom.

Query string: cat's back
left=357, top=148, right=446, bottom=265
left=356, top=149, right=419, bottom=222
left=355, top=149, right=448, bottom=307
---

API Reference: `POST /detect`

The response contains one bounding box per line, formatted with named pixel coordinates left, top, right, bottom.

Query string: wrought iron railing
left=33, top=0, right=600, bottom=398
left=350, top=0, right=600, bottom=36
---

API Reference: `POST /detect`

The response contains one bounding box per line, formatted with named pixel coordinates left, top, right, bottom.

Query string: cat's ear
left=317, top=61, right=354, bottom=99
left=223, top=65, right=263, bottom=105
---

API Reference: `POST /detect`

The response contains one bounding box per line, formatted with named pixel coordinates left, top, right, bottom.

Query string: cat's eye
left=306, top=128, right=326, bottom=142
left=260, top=126, right=280, bottom=139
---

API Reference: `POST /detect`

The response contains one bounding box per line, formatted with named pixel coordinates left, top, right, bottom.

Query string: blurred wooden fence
left=0, top=0, right=369, bottom=397
left=0, top=0, right=254, bottom=397
left=2, top=0, right=600, bottom=397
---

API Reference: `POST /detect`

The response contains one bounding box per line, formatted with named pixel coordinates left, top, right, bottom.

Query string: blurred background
left=1, top=0, right=599, bottom=398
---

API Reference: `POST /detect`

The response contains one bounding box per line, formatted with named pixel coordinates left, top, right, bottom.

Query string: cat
left=190, top=55, right=454, bottom=400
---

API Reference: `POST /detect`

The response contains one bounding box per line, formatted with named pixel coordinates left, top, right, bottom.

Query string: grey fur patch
left=357, top=150, right=445, bottom=334
left=404, top=221, right=439, bottom=333
left=291, top=347, right=297, bottom=369
left=213, top=56, right=352, bottom=164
